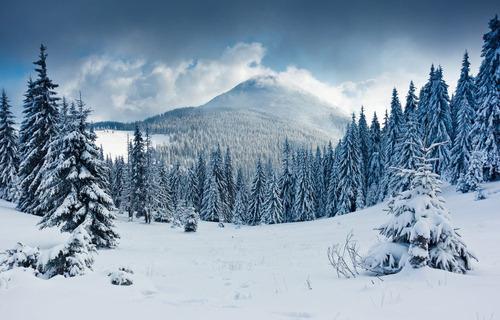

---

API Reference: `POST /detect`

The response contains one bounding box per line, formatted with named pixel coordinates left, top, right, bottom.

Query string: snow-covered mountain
left=95, top=75, right=350, bottom=170
left=201, top=75, right=349, bottom=138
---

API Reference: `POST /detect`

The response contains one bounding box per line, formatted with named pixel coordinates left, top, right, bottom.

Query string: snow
left=94, top=130, right=170, bottom=159
left=1, top=182, right=500, bottom=319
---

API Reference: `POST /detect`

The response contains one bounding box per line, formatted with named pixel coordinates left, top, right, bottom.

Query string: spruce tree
left=473, top=15, right=500, bottom=180
left=404, top=81, right=418, bottom=123
left=457, top=150, right=486, bottom=194
left=292, top=149, right=315, bottom=221
left=247, top=157, right=266, bottom=225
left=262, top=171, right=283, bottom=224
left=326, top=140, right=341, bottom=216
left=383, top=89, right=404, bottom=196
left=194, top=155, right=206, bottom=214
left=131, top=124, right=147, bottom=218
left=18, top=45, right=60, bottom=215
left=279, top=138, right=294, bottom=223
left=369, top=141, right=476, bottom=274
left=313, top=146, right=326, bottom=218
left=224, top=147, right=236, bottom=214
left=450, top=51, right=477, bottom=184
left=0, top=89, right=19, bottom=201
left=358, top=106, right=370, bottom=199
left=337, top=115, right=364, bottom=215
left=366, top=113, right=384, bottom=206
left=38, top=98, right=118, bottom=248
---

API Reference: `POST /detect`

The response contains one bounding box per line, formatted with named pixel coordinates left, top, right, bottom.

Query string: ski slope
left=0, top=182, right=499, bottom=320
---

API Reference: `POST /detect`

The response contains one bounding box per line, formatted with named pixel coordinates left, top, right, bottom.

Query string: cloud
left=58, top=41, right=459, bottom=124
left=59, top=42, right=272, bottom=122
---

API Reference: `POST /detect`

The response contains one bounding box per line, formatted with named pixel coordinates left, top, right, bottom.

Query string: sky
left=0, top=0, right=499, bottom=122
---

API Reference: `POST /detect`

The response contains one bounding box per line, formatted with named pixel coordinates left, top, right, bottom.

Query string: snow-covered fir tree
left=17, top=45, right=60, bottom=215
left=0, top=89, right=19, bottom=201
left=37, top=98, right=119, bottom=248
left=279, top=138, right=294, bottom=223
left=232, top=168, right=248, bottom=226
left=224, top=146, right=236, bottom=214
left=131, top=124, right=147, bottom=218
left=313, top=146, right=326, bottom=218
left=357, top=106, right=370, bottom=200
left=366, top=113, right=384, bottom=206
left=457, top=149, right=486, bottom=195
left=194, top=155, right=206, bottom=214
left=366, top=141, right=476, bottom=274
left=418, top=66, right=453, bottom=175
left=383, top=88, right=404, bottom=196
left=337, top=115, right=364, bottom=215
left=404, top=81, right=418, bottom=123
left=326, top=139, right=341, bottom=216
left=292, top=149, right=315, bottom=221
left=390, top=106, right=422, bottom=194
left=201, top=145, right=229, bottom=222
left=450, top=51, right=477, bottom=184
left=247, top=157, right=266, bottom=225
left=473, top=15, right=500, bottom=180
left=262, top=170, right=283, bottom=224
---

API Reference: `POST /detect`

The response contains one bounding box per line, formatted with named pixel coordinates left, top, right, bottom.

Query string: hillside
left=95, top=76, right=350, bottom=170
left=1, top=182, right=499, bottom=319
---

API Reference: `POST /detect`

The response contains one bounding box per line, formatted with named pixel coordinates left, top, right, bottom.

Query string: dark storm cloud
left=2, top=0, right=498, bottom=78
left=0, top=0, right=499, bottom=120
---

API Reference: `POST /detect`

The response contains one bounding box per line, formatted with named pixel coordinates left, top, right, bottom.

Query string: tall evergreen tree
left=201, top=145, right=229, bottom=222
left=383, top=88, right=404, bottom=196
left=0, top=89, right=19, bottom=201
left=366, top=113, right=384, bottom=206
left=292, top=149, right=315, bottom=221
left=358, top=106, right=370, bottom=199
left=313, top=146, right=326, bottom=217
left=337, top=115, right=364, bottom=215
left=279, top=138, right=294, bottom=223
left=262, top=170, right=283, bottom=224
left=404, top=81, right=418, bottom=123
left=17, top=45, right=60, bottom=215
left=224, top=146, right=236, bottom=214
left=326, top=140, right=342, bottom=216
left=38, top=98, right=118, bottom=248
left=247, top=157, right=266, bottom=225
left=450, top=51, right=477, bottom=184
left=473, top=15, right=500, bottom=180
left=131, top=124, right=147, bottom=218
left=194, top=154, right=206, bottom=214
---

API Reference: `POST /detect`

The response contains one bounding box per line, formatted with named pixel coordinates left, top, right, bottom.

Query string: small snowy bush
left=184, top=206, right=199, bottom=232
left=109, top=269, right=133, bottom=286
left=40, top=225, right=96, bottom=278
left=0, top=242, right=40, bottom=272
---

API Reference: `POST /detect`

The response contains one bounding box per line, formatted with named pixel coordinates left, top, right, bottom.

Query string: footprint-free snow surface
left=1, top=182, right=499, bottom=319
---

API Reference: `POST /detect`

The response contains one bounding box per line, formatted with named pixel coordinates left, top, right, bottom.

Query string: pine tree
left=326, top=139, right=341, bottom=216
left=473, top=15, right=500, bottom=180
left=153, top=163, right=174, bottom=222
left=17, top=45, right=60, bottom=215
left=292, top=149, right=315, bottom=221
left=418, top=66, right=453, bottom=175
left=371, top=141, right=476, bottom=274
left=131, top=124, right=147, bottom=218
left=358, top=106, right=370, bottom=199
left=404, top=81, right=418, bottom=123
left=194, top=155, right=206, bottom=214
left=232, top=168, right=248, bottom=226
left=450, top=51, right=477, bottom=184
left=366, top=113, right=384, bottom=206
left=38, top=98, right=119, bottom=248
left=247, top=157, right=266, bottom=225
left=262, top=170, right=283, bottom=224
left=279, top=138, right=294, bottom=223
left=313, top=146, right=326, bottom=217
left=0, top=89, right=19, bottom=201
left=384, top=88, right=404, bottom=196
left=201, top=174, right=224, bottom=223
left=201, top=146, right=228, bottom=222
left=457, top=150, right=486, bottom=194
left=337, top=115, right=364, bottom=215
left=390, top=109, right=422, bottom=194
left=224, top=146, right=236, bottom=214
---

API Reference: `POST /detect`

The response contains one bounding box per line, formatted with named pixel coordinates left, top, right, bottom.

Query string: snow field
left=0, top=181, right=499, bottom=320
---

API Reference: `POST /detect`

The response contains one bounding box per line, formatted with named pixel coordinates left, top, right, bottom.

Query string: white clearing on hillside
left=95, top=130, right=170, bottom=159
left=0, top=182, right=499, bottom=320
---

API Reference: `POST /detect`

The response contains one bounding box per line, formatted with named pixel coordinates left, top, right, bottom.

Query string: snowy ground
left=95, top=130, right=170, bottom=158
left=1, top=182, right=499, bottom=320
